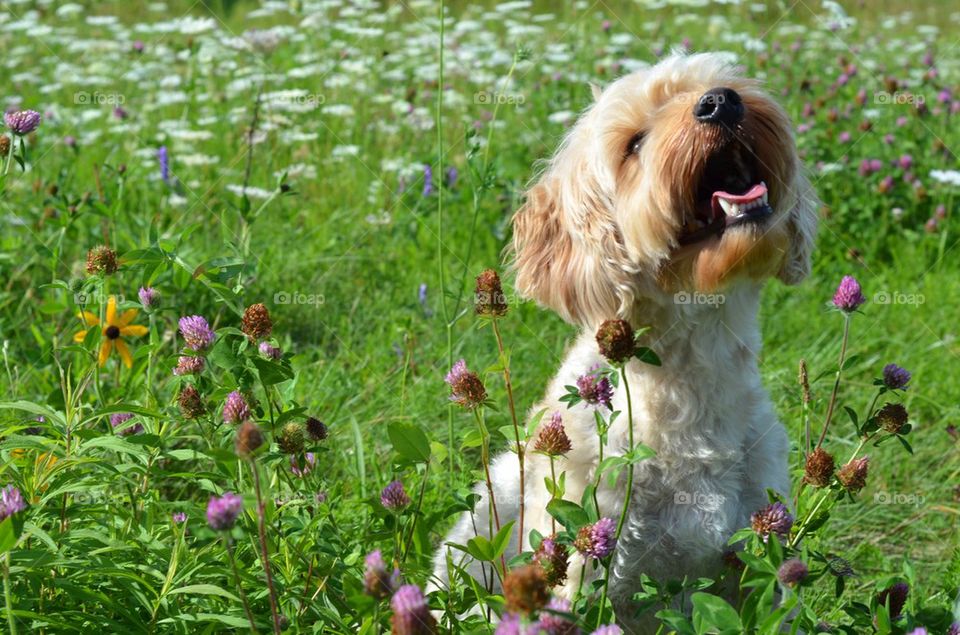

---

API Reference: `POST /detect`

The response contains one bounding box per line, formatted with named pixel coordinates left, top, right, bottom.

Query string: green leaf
left=167, top=584, right=240, bottom=602
left=387, top=422, right=431, bottom=463
left=0, top=515, right=24, bottom=554
left=635, top=346, right=662, bottom=366
left=490, top=521, right=516, bottom=560
left=545, top=499, right=588, bottom=531
left=251, top=357, right=294, bottom=386
left=691, top=592, right=741, bottom=634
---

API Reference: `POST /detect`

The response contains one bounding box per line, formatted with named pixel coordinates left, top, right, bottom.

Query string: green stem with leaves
left=225, top=538, right=258, bottom=633
left=817, top=314, right=851, bottom=450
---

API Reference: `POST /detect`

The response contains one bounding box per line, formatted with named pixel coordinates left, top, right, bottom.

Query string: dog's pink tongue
left=712, top=182, right=767, bottom=205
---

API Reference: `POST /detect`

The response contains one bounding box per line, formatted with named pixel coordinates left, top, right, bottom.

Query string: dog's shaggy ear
left=777, top=171, right=819, bottom=285
left=510, top=173, right=635, bottom=327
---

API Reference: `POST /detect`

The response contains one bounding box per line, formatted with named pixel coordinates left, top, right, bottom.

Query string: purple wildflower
left=158, top=145, right=170, bottom=183
left=751, top=502, right=794, bottom=541
left=290, top=452, right=316, bottom=477
left=113, top=106, right=128, bottom=120
left=422, top=164, right=433, bottom=197
left=882, top=364, right=911, bottom=390
left=946, top=623, right=959, bottom=635
left=576, top=371, right=614, bottom=409
left=178, top=315, right=214, bottom=351
left=4, top=110, right=41, bottom=136
left=222, top=391, right=251, bottom=424
left=0, top=485, right=27, bottom=521
left=495, top=614, right=539, bottom=635
left=363, top=549, right=400, bottom=599
left=381, top=480, right=411, bottom=511
left=390, top=584, right=436, bottom=634
left=574, top=517, right=617, bottom=559
left=538, top=597, right=578, bottom=634
left=444, top=359, right=487, bottom=409
left=173, top=355, right=205, bottom=376
left=876, top=581, right=909, bottom=618
left=132, top=40, right=145, bottom=53
left=839, top=131, right=851, bottom=143
left=206, top=492, right=243, bottom=530
left=64, top=135, right=76, bottom=148
left=258, top=341, right=282, bottom=360
left=832, top=276, right=866, bottom=312
left=778, top=559, right=809, bottom=586
left=138, top=286, right=158, bottom=309
left=590, top=627, right=623, bottom=635
left=172, top=511, right=187, bottom=523
left=445, top=167, right=458, bottom=188
left=898, top=154, right=913, bottom=170
left=110, top=412, right=143, bottom=436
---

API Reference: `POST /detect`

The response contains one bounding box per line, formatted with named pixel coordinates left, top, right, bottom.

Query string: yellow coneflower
left=73, top=296, right=148, bottom=368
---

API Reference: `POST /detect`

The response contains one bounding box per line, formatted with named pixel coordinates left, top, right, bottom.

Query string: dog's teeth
left=761, top=182, right=768, bottom=204
left=717, top=198, right=734, bottom=216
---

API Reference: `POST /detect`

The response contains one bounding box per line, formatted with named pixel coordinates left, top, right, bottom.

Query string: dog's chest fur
left=548, top=285, right=788, bottom=609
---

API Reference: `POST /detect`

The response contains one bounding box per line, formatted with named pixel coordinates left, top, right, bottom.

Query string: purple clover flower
left=138, top=286, right=158, bottom=309
left=290, top=452, right=316, bottom=477
left=363, top=549, right=400, bottom=598
left=751, top=502, right=794, bottom=541
left=222, top=391, right=251, bottom=424
left=4, top=110, right=41, bottom=136
left=380, top=480, right=411, bottom=511
left=832, top=276, right=866, bottom=312
left=390, top=584, right=435, bottom=634
left=575, top=517, right=617, bottom=559
left=538, top=597, right=576, bottom=634
left=173, top=355, right=205, bottom=376
left=882, top=364, right=911, bottom=390
left=0, top=485, right=27, bottom=521
left=258, top=341, right=281, bottom=360
left=206, top=492, right=243, bottom=530
left=172, top=511, right=187, bottom=523
left=576, top=370, right=614, bottom=409
left=178, top=315, right=215, bottom=351
left=590, top=627, right=623, bottom=635
left=495, top=614, right=540, bottom=635
left=110, top=412, right=143, bottom=436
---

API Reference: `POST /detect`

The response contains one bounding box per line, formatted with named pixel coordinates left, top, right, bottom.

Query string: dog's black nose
left=693, top=87, right=744, bottom=126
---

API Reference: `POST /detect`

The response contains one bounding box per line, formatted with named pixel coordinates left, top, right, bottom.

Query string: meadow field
left=0, top=0, right=958, bottom=632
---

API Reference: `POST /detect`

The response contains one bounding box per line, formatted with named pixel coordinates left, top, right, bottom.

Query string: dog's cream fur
left=432, top=53, right=818, bottom=630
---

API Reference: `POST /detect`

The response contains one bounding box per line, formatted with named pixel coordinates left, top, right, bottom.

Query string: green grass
left=0, top=0, right=958, bottom=631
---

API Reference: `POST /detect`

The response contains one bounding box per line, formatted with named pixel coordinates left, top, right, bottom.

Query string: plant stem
left=3, top=552, right=16, bottom=635
left=548, top=456, right=557, bottom=535
left=250, top=463, right=282, bottom=634
left=472, top=409, right=506, bottom=576
left=601, top=364, right=637, bottom=626
left=491, top=319, right=524, bottom=555
left=401, top=460, right=431, bottom=564
left=816, top=315, right=851, bottom=450
left=225, top=538, right=258, bottom=633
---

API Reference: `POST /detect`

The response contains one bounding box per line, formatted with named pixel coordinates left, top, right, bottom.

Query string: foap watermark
left=73, top=91, right=126, bottom=106
left=474, top=91, right=525, bottom=106
left=874, top=91, right=925, bottom=106
left=273, top=291, right=325, bottom=308
left=74, top=291, right=128, bottom=306
left=674, top=491, right=726, bottom=507
left=674, top=291, right=726, bottom=308
left=873, top=290, right=925, bottom=306
left=874, top=491, right=925, bottom=506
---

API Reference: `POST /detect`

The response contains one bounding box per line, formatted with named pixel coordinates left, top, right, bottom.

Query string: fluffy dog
left=432, top=52, right=817, bottom=630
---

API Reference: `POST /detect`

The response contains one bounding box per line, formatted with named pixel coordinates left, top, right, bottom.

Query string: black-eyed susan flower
left=73, top=296, right=148, bottom=368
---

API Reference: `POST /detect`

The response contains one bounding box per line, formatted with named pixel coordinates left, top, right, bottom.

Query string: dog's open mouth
left=678, top=143, right=773, bottom=245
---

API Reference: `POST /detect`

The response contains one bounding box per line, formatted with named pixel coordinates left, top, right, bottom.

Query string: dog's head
left=511, top=53, right=818, bottom=326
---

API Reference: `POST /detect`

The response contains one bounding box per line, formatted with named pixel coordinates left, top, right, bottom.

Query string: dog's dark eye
left=626, top=132, right=645, bottom=156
